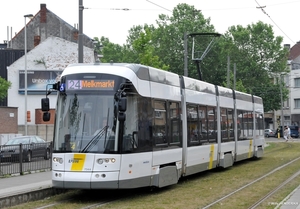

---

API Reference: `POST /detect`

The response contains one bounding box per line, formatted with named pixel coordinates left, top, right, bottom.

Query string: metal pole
left=280, top=75, right=284, bottom=130
left=227, top=56, right=230, bottom=88
left=78, top=0, right=84, bottom=63
left=184, top=32, right=188, bottom=77
left=234, top=63, right=236, bottom=90
left=24, top=14, right=33, bottom=136
left=24, top=16, right=28, bottom=136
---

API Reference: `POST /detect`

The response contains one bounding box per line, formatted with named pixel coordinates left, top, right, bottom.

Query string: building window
left=295, top=78, right=300, bottom=88
left=295, top=99, right=300, bottom=108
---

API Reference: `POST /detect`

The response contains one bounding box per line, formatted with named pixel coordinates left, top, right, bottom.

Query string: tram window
left=136, top=97, right=153, bottom=151
left=187, top=104, right=199, bottom=146
left=198, top=105, right=206, bottom=143
left=169, top=102, right=180, bottom=144
left=228, top=109, right=234, bottom=141
left=207, top=106, right=217, bottom=143
left=237, top=110, right=245, bottom=140
left=153, top=101, right=167, bottom=145
left=123, top=96, right=139, bottom=152
left=221, top=108, right=229, bottom=142
left=237, top=110, right=254, bottom=140
left=246, top=111, right=253, bottom=137
left=256, top=112, right=264, bottom=136
left=220, top=108, right=233, bottom=142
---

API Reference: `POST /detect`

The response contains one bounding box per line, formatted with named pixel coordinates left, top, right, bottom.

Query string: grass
left=6, top=142, right=300, bottom=209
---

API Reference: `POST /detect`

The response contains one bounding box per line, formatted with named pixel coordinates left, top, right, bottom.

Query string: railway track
left=202, top=155, right=300, bottom=209
left=249, top=170, right=300, bottom=209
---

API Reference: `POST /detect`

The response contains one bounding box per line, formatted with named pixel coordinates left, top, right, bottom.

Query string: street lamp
left=24, top=14, right=33, bottom=135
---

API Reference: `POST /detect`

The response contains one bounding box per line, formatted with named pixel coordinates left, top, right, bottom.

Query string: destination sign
left=66, top=80, right=115, bottom=90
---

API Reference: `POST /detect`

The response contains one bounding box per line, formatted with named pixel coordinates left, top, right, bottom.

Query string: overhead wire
left=146, top=0, right=172, bottom=12
left=254, top=0, right=295, bottom=44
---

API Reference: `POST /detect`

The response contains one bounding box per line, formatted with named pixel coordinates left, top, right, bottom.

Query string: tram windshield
left=53, top=92, right=117, bottom=153
left=53, top=73, right=126, bottom=153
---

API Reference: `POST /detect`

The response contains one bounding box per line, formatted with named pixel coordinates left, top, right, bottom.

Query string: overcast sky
left=1, top=0, right=299, bottom=46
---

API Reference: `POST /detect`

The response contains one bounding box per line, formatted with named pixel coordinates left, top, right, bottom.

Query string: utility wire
left=85, top=0, right=173, bottom=12
left=84, top=7, right=161, bottom=11
left=255, top=0, right=295, bottom=44
left=146, top=0, right=172, bottom=12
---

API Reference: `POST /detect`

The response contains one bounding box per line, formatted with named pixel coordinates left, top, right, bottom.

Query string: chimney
left=284, top=44, right=290, bottom=50
left=34, top=36, right=41, bottom=47
left=40, top=4, right=47, bottom=23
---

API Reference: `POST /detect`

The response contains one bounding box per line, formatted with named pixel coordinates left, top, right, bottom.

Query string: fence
left=0, top=142, right=52, bottom=176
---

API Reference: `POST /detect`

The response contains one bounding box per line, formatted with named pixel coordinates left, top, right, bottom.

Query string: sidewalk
left=279, top=185, right=300, bottom=209
left=0, top=170, right=58, bottom=208
left=0, top=170, right=52, bottom=198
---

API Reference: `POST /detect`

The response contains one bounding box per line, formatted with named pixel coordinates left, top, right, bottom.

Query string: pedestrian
left=284, top=126, right=288, bottom=142
left=287, top=126, right=294, bottom=142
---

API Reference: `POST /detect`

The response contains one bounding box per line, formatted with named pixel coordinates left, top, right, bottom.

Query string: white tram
left=41, top=63, right=264, bottom=189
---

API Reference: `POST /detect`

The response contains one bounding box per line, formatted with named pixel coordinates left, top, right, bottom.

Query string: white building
left=7, top=36, right=94, bottom=126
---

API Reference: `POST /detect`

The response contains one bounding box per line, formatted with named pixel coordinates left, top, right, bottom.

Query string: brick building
left=8, top=4, right=93, bottom=51
left=0, top=107, right=18, bottom=133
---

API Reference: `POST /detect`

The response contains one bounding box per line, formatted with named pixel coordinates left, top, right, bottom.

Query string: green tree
left=0, top=77, right=11, bottom=100
left=218, top=21, right=289, bottom=112
left=152, top=3, right=216, bottom=77
left=93, top=36, right=137, bottom=63
left=132, top=27, right=169, bottom=70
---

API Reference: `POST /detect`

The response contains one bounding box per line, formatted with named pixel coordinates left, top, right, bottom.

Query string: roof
left=289, top=42, right=300, bottom=60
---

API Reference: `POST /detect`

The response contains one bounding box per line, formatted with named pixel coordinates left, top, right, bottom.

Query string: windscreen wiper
left=80, top=126, right=108, bottom=153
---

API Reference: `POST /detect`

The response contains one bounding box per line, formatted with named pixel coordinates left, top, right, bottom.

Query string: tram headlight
left=96, top=158, right=116, bottom=164
left=97, top=159, right=104, bottom=164
left=53, top=157, right=63, bottom=164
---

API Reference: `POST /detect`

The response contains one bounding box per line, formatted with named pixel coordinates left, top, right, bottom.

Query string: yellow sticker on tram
left=248, top=139, right=253, bottom=158
left=208, top=144, right=214, bottom=169
left=70, top=154, right=86, bottom=171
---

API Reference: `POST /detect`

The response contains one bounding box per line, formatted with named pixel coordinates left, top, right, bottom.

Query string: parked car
left=289, top=126, right=299, bottom=138
left=0, top=136, right=50, bottom=162
left=265, top=129, right=276, bottom=138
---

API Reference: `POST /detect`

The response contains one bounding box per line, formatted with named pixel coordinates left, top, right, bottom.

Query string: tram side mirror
left=118, top=112, right=126, bottom=122
left=52, top=82, right=60, bottom=90
left=41, top=98, right=50, bottom=112
left=118, top=97, right=127, bottom=112
left=43, top=112, right=51, bottom=122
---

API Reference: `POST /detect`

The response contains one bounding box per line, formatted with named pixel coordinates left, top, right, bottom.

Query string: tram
left=41, top=63, right=264, bottom=189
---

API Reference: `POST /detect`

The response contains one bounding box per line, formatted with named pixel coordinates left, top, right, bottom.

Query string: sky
left=1, top=0, right=299, bottom=47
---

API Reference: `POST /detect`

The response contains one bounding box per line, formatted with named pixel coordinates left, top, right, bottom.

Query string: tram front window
left=53, top=93, right=117, bottom=153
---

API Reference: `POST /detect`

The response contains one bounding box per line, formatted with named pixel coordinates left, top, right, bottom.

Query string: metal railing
left=0, top=142, right=52, bottom=176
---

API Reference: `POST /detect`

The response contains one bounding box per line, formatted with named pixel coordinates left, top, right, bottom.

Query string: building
left=6, top=4, right=93, bottom=51
left=0, top=4, right=96, bottom=138
left=271, top=42, right=300, bottom=131
left=7, top=36, right=94, bottom=129
left=288, top=42, right=300, bottom=126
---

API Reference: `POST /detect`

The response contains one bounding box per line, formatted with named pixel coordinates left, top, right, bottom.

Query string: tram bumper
left=52, top=171, right=120, bottom=189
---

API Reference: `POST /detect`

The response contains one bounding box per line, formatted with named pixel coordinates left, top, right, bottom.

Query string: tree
left=132, top=27, right=169, bottom=70
left=217, top=21, right=289, bottom=112
left=0, top=77, right=11, bottom=100
left=152, top=3, right=216, bottom=77
left=93, top=36, right=138, bottom=63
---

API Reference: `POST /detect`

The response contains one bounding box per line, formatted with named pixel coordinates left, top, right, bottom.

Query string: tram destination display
left=66, top=79, right=115, bottom=90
